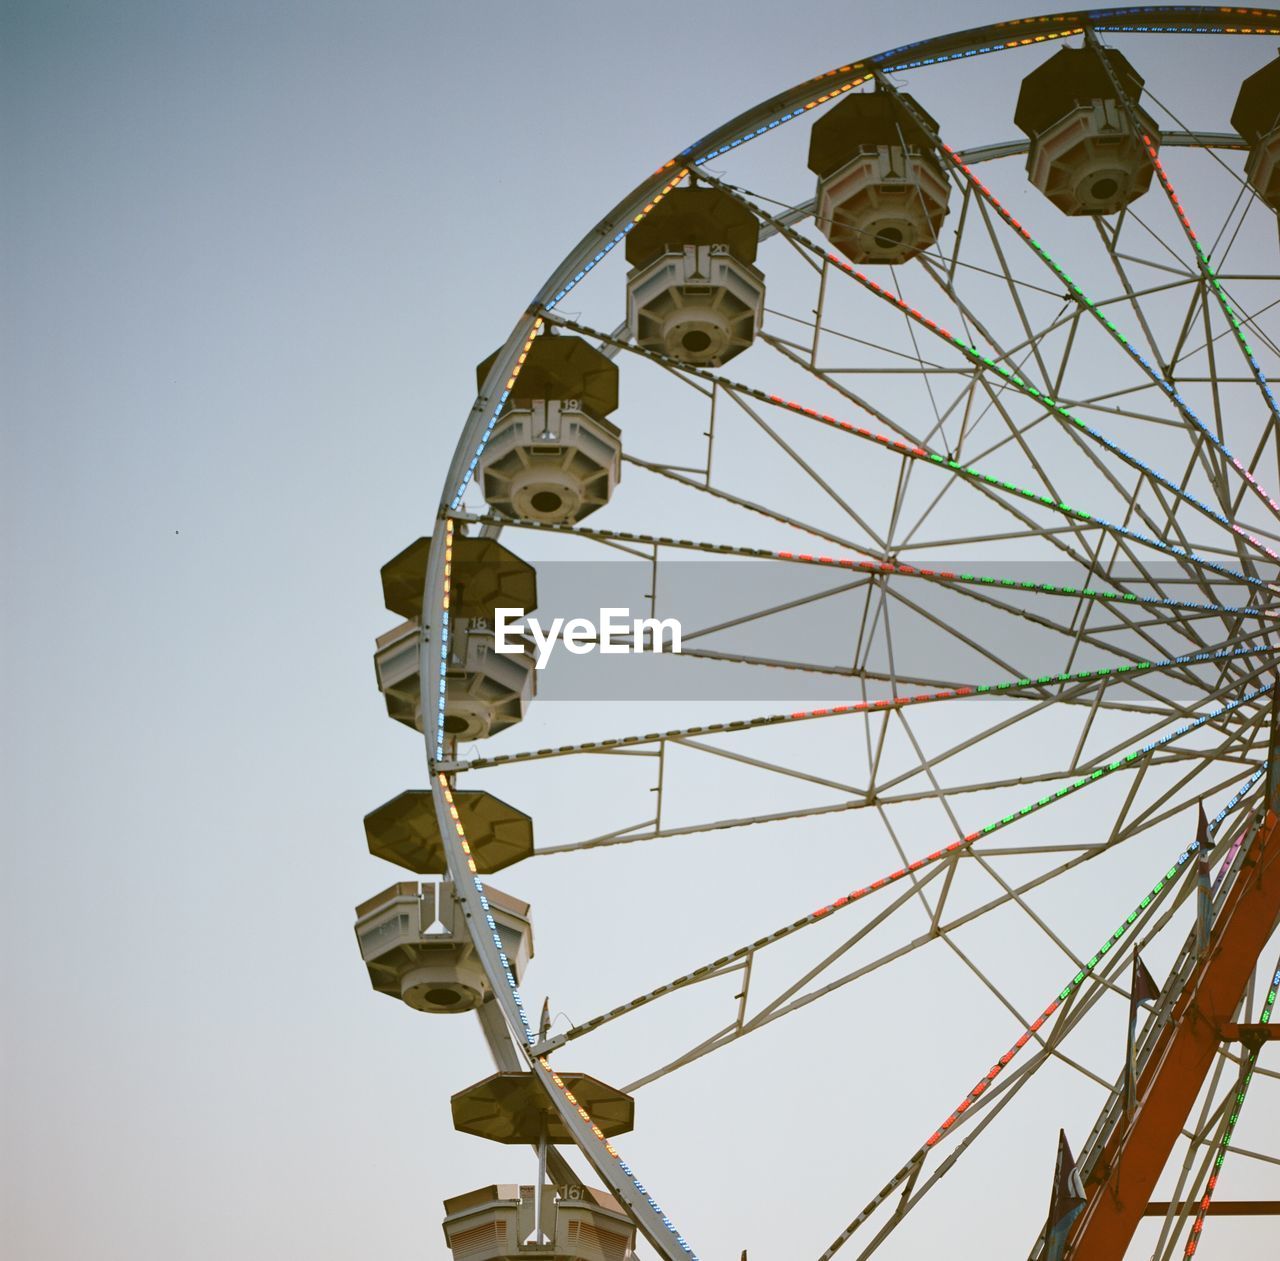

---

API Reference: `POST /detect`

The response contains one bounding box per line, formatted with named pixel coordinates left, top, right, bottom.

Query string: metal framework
left=386, top=8, right=1280, bottom=1259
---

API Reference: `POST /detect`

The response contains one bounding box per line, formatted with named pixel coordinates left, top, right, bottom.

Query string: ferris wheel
left=355, top=8, right=1280, bottom=1259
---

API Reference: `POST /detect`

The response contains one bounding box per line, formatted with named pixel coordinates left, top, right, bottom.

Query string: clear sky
left=4, top=3, right=1278, bottom=1259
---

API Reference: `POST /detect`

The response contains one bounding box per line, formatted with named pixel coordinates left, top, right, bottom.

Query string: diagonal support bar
left=1219, top=1021, right=1280, bottom=1050
left=1144, top=1201, right=1280, bottom=1216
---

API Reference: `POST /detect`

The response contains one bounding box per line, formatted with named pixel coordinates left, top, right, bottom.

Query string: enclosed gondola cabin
left=625, top=186, right=766, bottom=367
left=1014, top=44, right=1158, bottom=216
left=1232, top=52, right=1280, bottom=212
left=807, top=88, right=950, bottom=265
left=441, top=1184, right=638, bottom=1261
left=477, top=334, right=621, bottom=525
left=373, top=536, right=537, bottom=741
left=353, top=881, right=533, bottom=1014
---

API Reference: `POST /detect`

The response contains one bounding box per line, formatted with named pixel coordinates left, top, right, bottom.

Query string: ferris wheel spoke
left=719, top=384, right=891, bottom=547
left=875, top=573, right=1213, bottom=696
left=878, top=71, right=1280, bottom=528
left=600, top=843, right=1094, bottom=1092
left=766, top=319, right=972, bottom=373
left=615, top=681, right=1259, bottom=843
left=495, top=654, right=1267, bottom=867
left=910, top=256, right=1254, bottom=573
left=1086, top=32, right=1280, bottom=458
left=959, top=190, right=1060, bottom=388
left=761, top=330, right=1263, bottom=590
left=537, top=694, right=1267, bottom=1078
left=545, top=758, right=1262, bottom=1151
left=457, top=643, right=1262, bottom=780
left=623, top=453, right=879, bottom=556
left=748, top=199, right=1244, bottom=545
left=1205, top=175, right=1263, bottom=269
left=1178, top=284, right=1280, bottom=373
left=1094, top=217, right=1184, bottom=376
left=881, top=570, right=1260, bottom=707
left=683, top=577, right=876, bottom=646
left=676, top=649, right=1181, bottom=717
left=866, top=653, right=1268, bottom=808
left=544, top=308, right=1265, bottom=590
left=673, top=734, right=866, bottom=795
left=450, top=512, right=1263, bottom=620
left=1230, top=407, right=1280, bottom=526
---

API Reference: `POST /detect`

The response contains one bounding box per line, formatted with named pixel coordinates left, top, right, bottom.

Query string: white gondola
left=807, top=88, right=949, bottom=265
left=478, top=335, right=621, bottom=524
left=625, top=186, right=765, bottom=367
left=1233, top=53, right=1280, bottom=213
left=1015, top=45, right=1158, bottom=216
left=354, top=881, right=533, bottom=1014
left=441, top=1184, right=637, bottom=1261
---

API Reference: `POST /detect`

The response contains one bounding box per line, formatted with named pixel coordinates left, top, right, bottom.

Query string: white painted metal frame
left=409, top=9, right=1280, bottom=1259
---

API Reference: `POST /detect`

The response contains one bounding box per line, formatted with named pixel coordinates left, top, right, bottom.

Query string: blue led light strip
left=819, top=765, right=1267, bottom=1258
left=448, top=321, right=541, bottom=514
left=679, top=12, right=1280, bottom=172
left=433, top=535, right=697, bottom=1256
left=448, top=169, right=691, bottom=515
left=543, top=171, right=690, bottom=313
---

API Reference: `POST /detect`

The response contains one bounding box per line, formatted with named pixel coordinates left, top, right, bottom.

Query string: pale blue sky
left=4, top=4, right=1278, bottom=1259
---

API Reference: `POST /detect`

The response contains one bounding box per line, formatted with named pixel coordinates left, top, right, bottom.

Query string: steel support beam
left=1143, top=1202, right=1280, bottom=1216
left=1067, top=810, right=1280, bottom=1260
left=1220, top=1021, right=1280, bottom=1049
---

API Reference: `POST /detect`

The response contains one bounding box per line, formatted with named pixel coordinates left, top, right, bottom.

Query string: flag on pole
left=1125, top=952, right=1160, bottom=1114
left=1195, top=802, right=1214, bottom=954
left=1045, top=1129, right=1086, bottom=1261
left=1129, top=952, right=1160, bottom=1020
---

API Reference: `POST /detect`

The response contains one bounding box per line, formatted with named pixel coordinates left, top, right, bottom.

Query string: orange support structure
left=1067, top=809, right=1280, bottom=1261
